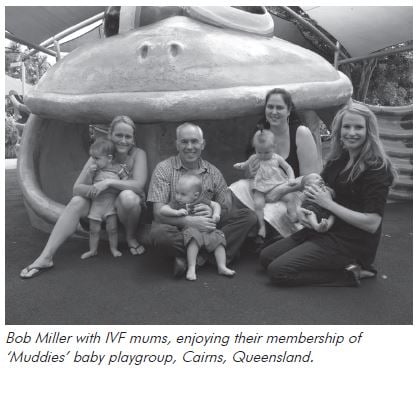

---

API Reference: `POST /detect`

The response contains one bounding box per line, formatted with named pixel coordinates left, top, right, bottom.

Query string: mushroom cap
left=26, top=16, right=352, bottom=123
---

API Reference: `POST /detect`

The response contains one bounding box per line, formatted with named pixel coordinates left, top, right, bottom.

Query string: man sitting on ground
left=147, top=122, right=257, bottom=277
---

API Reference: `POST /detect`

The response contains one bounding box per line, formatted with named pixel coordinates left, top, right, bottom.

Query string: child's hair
left=178, top=173, right=203, bottom=195
left=327, top=102, right=396, bottom=182
left=89, top=138, right=116, bottom=157
left=252, top=129, right=275, bottom=150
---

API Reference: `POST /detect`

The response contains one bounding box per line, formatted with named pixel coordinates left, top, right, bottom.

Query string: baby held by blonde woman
left=81, top=138, right=128, bottom=259
left=160, top=174, right=235, bottom=281
left=234, top=129, right=297, bottom=241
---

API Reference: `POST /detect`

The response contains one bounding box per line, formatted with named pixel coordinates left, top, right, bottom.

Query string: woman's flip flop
left=20, top=264, right=54, bottom=279
left=129, top=245, right=146, bottom=256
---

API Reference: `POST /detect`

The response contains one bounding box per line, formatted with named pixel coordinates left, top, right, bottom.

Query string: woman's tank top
left=286, top=123, right=300, bottom=178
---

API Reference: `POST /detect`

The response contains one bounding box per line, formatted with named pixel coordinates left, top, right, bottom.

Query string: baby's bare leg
left=106, top=215, right=122, bottom=257
left=186, top=239, right=199, bottom=281
left=281, top=193, right=299, bottom=222
left=214, top=246, right=235, bottom=277
left=253, top=190, right=266, bottom=238
left=307, top=213, right=322, bottom=232
left=265, top=182, right=301, bottom=203
left=81, top=219, right=101, bottom=259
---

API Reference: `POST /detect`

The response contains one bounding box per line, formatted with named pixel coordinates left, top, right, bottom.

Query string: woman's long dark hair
left=246, top=88, right=302, bottom=157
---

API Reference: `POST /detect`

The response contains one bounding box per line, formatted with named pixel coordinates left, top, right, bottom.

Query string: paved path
left=5, top=168, right=412, bottom=324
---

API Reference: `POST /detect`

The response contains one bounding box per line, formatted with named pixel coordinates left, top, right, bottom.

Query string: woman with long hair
left=20, top=115, right=148, bottom=278
left=229, top=88, right=320, bottom=241
left=260, top=103, right=396, bottom=286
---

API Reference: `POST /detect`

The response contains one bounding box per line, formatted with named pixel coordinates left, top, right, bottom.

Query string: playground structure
left=4, top=6, right=412, bottom=233
left=367, top=103, right=413, bottom=200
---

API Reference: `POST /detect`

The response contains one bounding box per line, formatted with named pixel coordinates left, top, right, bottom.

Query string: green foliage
left=364, top=52, right=413, bottom=106
left=5, top=41, right=51, bottom=85
left=5, top=116, right=19, bottom=158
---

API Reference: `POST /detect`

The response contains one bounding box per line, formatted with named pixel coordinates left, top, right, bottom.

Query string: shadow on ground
left=5, top=169, right=413, bottom=325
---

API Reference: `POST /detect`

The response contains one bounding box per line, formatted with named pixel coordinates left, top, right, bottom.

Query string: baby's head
left=89, top=138, right=116, bottom=169
left=252, top=129, right=275, bottom=160
left=175, top=174, right=202, bottom=205
left=302, top=173, right=324, bottom=188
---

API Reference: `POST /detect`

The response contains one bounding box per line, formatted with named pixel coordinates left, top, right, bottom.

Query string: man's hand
left=212, top=213, right=221, bottom=223
left=192, top=203, right=213, bottom=217
left=185, top=216, right=217, bottom=232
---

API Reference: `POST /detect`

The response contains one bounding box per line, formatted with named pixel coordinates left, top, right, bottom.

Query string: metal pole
left=54, top=39, right=61, bottom=61
left=281, top=6, right=349, bottom=59
left=21, top=62, right=26, bottom=96
left=334, top=41, right=340, bottom=68
left=338, top=44, right=413, bottom=65
left=27, top=12, right=105, bottom=57
left=5, top=32, right=56, bottom=57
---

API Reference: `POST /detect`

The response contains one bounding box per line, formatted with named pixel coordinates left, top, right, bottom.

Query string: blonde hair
left=109, top=115, right=136, bottom=137
left=327, top=103, right=396, bottom=182
left=178, top=173, right=203, bottom=195
left=252, top=129, right=275, bottom=150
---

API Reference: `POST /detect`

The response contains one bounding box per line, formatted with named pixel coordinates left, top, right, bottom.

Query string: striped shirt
left=147, top=155, right=228, bottom=208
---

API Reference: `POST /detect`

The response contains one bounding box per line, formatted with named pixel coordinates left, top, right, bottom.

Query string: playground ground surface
left=4, top=164, right=413, bottom=325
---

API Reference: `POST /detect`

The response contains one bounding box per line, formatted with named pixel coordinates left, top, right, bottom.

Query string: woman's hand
left=192, top=203, right=213, bottom=217
left=304, top=184, right=333, bottom=209
left=92, top=179, right=111, bottom=196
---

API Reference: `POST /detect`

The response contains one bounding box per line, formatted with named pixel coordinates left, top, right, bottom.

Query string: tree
left=5, top=40, right=51, bottom=85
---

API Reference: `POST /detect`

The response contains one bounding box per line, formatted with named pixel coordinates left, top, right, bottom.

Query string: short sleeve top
left=147, top=155, right=229, bottom=208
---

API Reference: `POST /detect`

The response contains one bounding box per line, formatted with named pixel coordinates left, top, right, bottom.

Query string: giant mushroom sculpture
left=19, top=6, right=352, bottom=233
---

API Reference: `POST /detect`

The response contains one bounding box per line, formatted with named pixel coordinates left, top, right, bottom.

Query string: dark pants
left=150, top=193, right=257, bottom=265
left=259, top=234, right=358, bottom=287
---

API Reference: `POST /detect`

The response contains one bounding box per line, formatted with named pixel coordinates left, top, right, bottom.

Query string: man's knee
left=229, top=207, right=257, bottom=226
left=150, top=223, right=179, bottom=247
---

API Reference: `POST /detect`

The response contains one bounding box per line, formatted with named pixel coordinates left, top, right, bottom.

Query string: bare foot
left=111, top=249, right=122, bottom=258
left=81, top=251, right=98, bottom=259
left=186, top=268, right=197, bottom=281
left=218, top=267, right=236, bottom=277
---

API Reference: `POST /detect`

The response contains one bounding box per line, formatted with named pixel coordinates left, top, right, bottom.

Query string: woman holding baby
left=260, top=102, right=395, bottom=286
left=229, top=88, right=320, bottom=241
